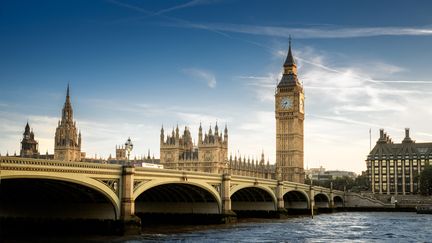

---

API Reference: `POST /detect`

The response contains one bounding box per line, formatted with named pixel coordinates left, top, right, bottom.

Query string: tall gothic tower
left=275, top=40, right=305, bottom=183
left=54, top=84, right=82, bottom=162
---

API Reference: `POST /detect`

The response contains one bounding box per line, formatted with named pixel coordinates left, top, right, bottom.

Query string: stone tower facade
left=54, top=85, right=82, bottom=162
left=115, top=145, right=127, bottom=160
left=275, top=40, right=305, bottom=183
left=20, top=122, right=39, bottom=157
left=160, top=123, right=228, bottom=173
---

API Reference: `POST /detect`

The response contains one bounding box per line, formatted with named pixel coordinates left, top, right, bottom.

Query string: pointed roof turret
left=24, top=122, right=30, bottom=134
left=62, top=84, right=73, bottom=123
left=284, top=37, right=296, bottom=67
left=278, top=37, right=300, bottom=88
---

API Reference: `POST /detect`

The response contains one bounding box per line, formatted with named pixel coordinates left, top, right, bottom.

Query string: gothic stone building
left=160, top=124, right=228, bottom=174
left=20, top=122, right=39, bottom=157
left=227, top=153, right=275, bottom=179
left=54, top=85, right=82, bottom=162
left=160, top=124, right=274, bottom=178
left=275, top=40, right=305, bottom=183
left=366, top=128, right=432, bottom=195
left=107, top=145, right=160, bottom=166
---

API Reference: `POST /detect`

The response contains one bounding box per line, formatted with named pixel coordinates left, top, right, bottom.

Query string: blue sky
left=1, top=0, right=432, bottom=173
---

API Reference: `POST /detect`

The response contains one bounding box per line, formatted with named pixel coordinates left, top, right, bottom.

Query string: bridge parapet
left=1, top=156, right=122, bottom=175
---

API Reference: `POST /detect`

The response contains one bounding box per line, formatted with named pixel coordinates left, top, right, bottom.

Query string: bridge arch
left=314, top=193, right=330, bottom=208
left=283, top=189, right=310, bottom=209
left=0, top=175, right=120, bottom=220
left=134, top=181, right=222, bottom=214
left=230, top=185, right=277, bottom=211
left=333, top=195, right=344, bottom=207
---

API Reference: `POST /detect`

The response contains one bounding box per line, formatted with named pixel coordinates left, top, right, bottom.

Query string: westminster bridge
left=0, top=157, right=348, bottom=221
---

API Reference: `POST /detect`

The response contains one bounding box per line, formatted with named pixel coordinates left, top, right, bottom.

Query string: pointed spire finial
left=284, top=37, right=296, bottom=67
left=67, top=82, right=70, bottom=97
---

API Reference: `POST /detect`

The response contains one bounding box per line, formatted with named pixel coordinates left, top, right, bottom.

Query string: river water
left=6, top=212, right=431, bottom=242
left=120, top=212, right=431, bottom=242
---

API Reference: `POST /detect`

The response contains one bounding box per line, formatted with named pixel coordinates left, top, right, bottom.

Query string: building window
left=397, top=160, right=402, bottom=166
left=390, top=160, right=394, bottom=166
left=382, top=160, right=387, bottom=166
left=375, top=161, right=379, bottom=166
left=382, top=175, right=387, bottom=182
left=413, top=160, right=418, bottom=166
left=382, top=168, right=387, bottom=174
left=390, top=167, right=394, bottom=174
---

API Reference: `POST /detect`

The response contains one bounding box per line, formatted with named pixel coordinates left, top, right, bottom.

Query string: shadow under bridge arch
left=135, top=182, right=221, bottom=214
left=283, top=190, right=309, bottom=209
left=314, top=193, right=330, bottom=208
left=0, top=178, right=118, bottom=220
left=230, top=186, right=277, bottom=212
left=333, top=195, right=344, bottom=208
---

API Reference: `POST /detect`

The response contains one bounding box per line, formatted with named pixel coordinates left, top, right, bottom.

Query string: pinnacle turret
left=62, top=84, right=73, bottom=123
left=24, top=122, right=30, bottom=134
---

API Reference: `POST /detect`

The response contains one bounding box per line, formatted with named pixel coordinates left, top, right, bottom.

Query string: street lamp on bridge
left=125, top=137, right=133, bottom=164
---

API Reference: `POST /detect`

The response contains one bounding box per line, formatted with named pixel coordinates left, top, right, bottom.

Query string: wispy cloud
left=237, top=74, right=279, bottom=102
left=154, top=0, right=218, bottom=16
left=182, top=68, right=217, bottom=88
left=174, top=22, right=432, bottom=39
left=106, top=0, right=232, bottom=38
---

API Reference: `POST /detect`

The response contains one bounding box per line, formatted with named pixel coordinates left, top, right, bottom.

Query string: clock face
left=280, top=97, right=292, bottom=109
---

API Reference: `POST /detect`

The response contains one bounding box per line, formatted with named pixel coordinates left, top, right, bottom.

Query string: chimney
left=405, top=128, right=410, bottom=139
left=402, top=128, right=413, bottom=143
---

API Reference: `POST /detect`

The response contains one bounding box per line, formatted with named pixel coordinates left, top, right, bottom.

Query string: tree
left=304, top=172, right=369, bottom=192
left=351, top=173, right=369, bottom=192
left=419, top=165, right=432, bottom=195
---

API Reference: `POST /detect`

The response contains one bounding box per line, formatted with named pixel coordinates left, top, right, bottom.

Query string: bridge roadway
left=0, top=157, right=345, bottom=231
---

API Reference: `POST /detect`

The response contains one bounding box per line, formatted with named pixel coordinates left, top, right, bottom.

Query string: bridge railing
left=0, top=156, right=122, bottom=175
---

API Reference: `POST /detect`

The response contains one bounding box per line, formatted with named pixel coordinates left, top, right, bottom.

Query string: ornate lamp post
left=125, top=137, right=133, bottom=164
left=308, top=173, right=314, bottom=219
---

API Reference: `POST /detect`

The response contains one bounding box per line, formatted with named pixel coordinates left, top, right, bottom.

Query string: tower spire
left=284, top=36, right=296, bottom=67
left=67, top=82, right=70, bottom=98
left=62, top=84, right=73, bottom=122
left=279, top=37, right=299, bottom=86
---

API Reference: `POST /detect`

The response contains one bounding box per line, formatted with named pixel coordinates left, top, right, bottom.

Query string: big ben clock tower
left=275, top=40, right=305, bottom=183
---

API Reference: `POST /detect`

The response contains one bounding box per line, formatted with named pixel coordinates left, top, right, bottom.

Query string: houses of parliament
left=7, top=43, right=306, bottom=183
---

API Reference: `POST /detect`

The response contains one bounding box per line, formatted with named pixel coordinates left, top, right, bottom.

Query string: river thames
left=116, top=212, right=430, bottom=242
left=6, top=212, right=431, bottom=242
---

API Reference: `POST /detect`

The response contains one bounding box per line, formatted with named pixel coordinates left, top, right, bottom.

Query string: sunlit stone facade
left=275, top=40, right=305, bottom=183
left=366, top=128, right=432, bottom=194
left=54, top=85, right=82, bottom=162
